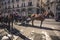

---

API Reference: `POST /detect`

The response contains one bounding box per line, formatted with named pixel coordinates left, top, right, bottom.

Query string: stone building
left=42, top=0, right=56, bottom=17
left=0, top=0, right=43, bottom=14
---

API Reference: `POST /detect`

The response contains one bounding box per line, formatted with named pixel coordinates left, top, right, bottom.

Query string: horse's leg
left=40, top=21, right=43, bottom=27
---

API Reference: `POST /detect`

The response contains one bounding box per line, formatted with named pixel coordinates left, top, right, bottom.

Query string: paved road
left=13, top=19, right=60, bottom=40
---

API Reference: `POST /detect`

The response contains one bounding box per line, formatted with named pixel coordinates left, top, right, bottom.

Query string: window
left=8, top=0, right=10, bottom=4
left=12, top=0, right=14, bottom=3
left=46, top=0, right=50, bottom=4
left=5, top=6, right=7, bottom=9
left=37, top=3, right=39, bottom=7
left=48, top=7, right=50, bottom=10
left=24, top=3, right=25, bottom=7
left=2, top=2, right=3, bottom=5
left=56, top=6, right=60, bottom=10
left=5, top=2, right=6, bottom=5
left=21, top=3, right=25, bottom=7
left=13, top=5, right=14, bottom=8
left=8, top=6, right=11, bottom=9
left=17, top=4, right=19, bottom=8
left=28, top=1, right=32, bottom=6
left=16, top=0, right=19, bottom=2
left=21, top=3, right=23, bottom=7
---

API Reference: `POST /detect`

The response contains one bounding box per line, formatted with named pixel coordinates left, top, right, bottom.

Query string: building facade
left=0, top=0, right=43, bottom=14
left=42, top=0, right=56, bottom=17
left=45, top=0, right=60, bottom=21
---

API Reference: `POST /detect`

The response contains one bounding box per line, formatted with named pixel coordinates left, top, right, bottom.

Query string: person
left=14, top=13, right=18, bottom=23
left=21, top=11, right=28, bottom=24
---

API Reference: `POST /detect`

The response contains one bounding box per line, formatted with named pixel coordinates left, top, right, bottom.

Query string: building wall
left=1, top=0, right=40, bottom=13
left=44, top=0, right=56, bottom=17
left=0, top=0, right=50, bottom=12
left=1, top=0, right=39, bottom=8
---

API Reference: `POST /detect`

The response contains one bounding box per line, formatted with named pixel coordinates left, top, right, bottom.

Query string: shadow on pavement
left=19, top=24, right=60, bottom=31
left=0, top=24, right=30, bottom=40
left=50, top=35, right=60, bottom=40
left=6, top=26, right=30, bottom=40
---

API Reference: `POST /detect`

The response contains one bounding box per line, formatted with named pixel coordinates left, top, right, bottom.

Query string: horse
left=30, top=10, right=48, bottom=27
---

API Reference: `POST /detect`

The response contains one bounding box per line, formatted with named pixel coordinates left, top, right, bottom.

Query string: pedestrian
left=21, top=11, right=28, bottom=24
